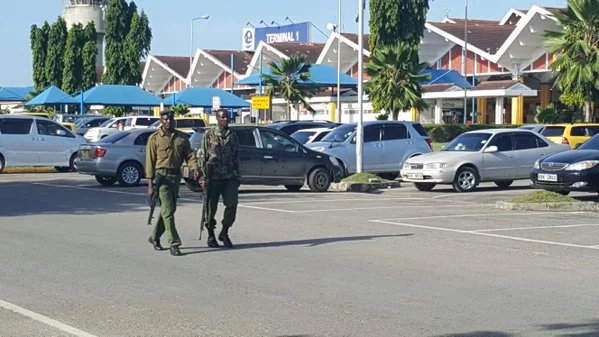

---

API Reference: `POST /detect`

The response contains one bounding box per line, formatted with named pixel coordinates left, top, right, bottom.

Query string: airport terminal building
left=140, top=5, right=585, bottom=125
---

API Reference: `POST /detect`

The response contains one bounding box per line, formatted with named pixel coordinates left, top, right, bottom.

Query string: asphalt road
left=1, top=173, right=599, bottom=337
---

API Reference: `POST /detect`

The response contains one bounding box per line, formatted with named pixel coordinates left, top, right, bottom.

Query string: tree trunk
left=585, top=100, right=592, bottom=123
left=392, top=110, right=399, bottom=120
left=287, top=102, right=291, bottom=121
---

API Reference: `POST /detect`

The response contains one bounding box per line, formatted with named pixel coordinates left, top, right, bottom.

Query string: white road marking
left=239, top=205, right=297, bottom=213
left=472, top=224, right=599, bottom=233
left=242, top=196, right=430, bottom=205
left=32, top=182, right=147, bottom=197
left=370, top=219, right=599, bottom=251
left=0, top=299, right=97, bottom=337
left=378, top=211, right=588, bottom=221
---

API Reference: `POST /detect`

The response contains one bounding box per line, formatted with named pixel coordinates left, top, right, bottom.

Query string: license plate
left=81, top=149, right=91, bottom=159
left=538, top=173, right=558, bottom=182
left=406, top=173, right=423, bottom=179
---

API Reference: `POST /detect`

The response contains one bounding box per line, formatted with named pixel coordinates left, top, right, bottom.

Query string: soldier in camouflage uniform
left=146, top=110, right=199, bottom=256
left=197, top=108, right=240, bottom=248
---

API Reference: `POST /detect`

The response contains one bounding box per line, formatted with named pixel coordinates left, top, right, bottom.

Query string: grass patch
left=433, top=142, right=448, bottom=152
left=342, top=172, right=391, bottom=184
left=2, top=167, right=57, bottom=174
left=511, top=190, right=577, bottom=204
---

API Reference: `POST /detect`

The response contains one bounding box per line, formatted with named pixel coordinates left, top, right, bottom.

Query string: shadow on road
left=179, top=234, right=413, bottom=255
left=434, top=319, right=599, bottom=337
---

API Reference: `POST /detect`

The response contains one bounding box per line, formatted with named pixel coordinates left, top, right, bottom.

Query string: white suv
left=0, top=115, right=87, bottom=172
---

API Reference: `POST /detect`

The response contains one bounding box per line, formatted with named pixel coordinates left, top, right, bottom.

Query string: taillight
left=426, top=139, right=433, bottom=149
left=561, top=137, right=569, bottom=145
left=94, top=148, right=107, bottom=158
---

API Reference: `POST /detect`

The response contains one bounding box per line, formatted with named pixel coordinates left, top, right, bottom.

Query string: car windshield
left=577, top=135, right=599, bottom=150
left=321, top=124, right=356, bottom=142
left=99, top=118, right=116, bottom=127
left=442, top=132, right=492, bottom=152
left=98, top=131, right=130, bottom=144
left=291, top=131, right=315, bottom=144
left=75, top=118, right=93, bottom=127
left=541, top=126, right=565, bottom=137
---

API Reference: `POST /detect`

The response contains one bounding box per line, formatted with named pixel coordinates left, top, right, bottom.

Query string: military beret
left=160, top=110, right=174, bottom=117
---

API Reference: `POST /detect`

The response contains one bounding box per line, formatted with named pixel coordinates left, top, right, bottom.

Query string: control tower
left=63, top=0, right=107, bottom=67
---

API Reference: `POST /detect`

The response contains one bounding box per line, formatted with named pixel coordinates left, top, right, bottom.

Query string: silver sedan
left=74, top=129, right=157, bottom=187
left=400, top=129, right=570, bottom=192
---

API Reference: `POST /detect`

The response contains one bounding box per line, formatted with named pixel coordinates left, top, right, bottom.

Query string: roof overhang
left=243, top=41, right=289, bottom=77
left=315, top=33, right=368, bottom=74
left=141, top=55, right=188, bottom=93
left=423, top=82, right=537, bottom=99
left=187, top=49, right=242, bottom=87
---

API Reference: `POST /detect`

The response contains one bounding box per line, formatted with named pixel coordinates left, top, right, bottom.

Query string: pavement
left=2, top=173, right=599, bottom=337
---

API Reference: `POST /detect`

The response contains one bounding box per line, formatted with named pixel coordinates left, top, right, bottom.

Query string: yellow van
left=541, top=123, right=599, bottom=149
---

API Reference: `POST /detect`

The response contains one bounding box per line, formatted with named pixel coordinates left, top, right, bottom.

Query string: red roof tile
left=471, top=80, right=519, bottom=90
left=428, top=21, right=516, bottom=54
left=268, top=42, right=325, bottom=63
left=154, top=55, right=191, bottom=78
left=341, top=33, right=370, bottom=50
left=422, top=84, right=455, bottom=92
left=204, top=50, right=254, bottom=74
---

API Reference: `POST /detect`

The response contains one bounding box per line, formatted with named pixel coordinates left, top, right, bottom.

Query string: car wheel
left=494, top=180, right=513, bottom=189
left=0, top=154, right=5, bottom=173
left=414, top=182, right=436, bottom=191
left=184, top=178, right=203, bottom=192
left=452, top=166, right=479, bottom=192
left=116, top=161, right=142, bottom=187
left=95, top=175, right=117, bottom=186
left=307, top=167, right=331, bottom=192
left=285, top=184, right=302, bottom=192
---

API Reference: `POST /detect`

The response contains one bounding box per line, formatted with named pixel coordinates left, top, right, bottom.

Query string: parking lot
left=2, top=173, right=599, bottom=337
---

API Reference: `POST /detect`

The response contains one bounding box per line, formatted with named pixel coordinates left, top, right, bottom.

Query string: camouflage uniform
left=197, top=126, right=240, bottom=232
left=146, top=128, right=197, bottom=247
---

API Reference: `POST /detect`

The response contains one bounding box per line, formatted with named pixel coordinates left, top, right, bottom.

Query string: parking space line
left=242, top=197, right=429, bottom=205
left=377, top=211, right=588, bottom=221
left=239, top=205, right=297, bottom=213
left=370, top=219, right=599, bottom=251
left=473, top=224, right=599, bottom=233
left=0, top=299, right=97, bottom=337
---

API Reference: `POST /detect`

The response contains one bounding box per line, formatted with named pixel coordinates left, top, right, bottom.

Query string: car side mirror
left=350, top=136, right=356, bottom=144
left=484, top=145, right=498, bottom=153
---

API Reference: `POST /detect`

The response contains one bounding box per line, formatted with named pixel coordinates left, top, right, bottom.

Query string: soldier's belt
left=156, top=168, right=180, bottom=175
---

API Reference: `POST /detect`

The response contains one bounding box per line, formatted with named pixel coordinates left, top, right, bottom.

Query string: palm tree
left=261, top=54, right=317, bottom=121
left=544, top=0, right=599, bottom=122
left=365, top=42, right=431, bottom=120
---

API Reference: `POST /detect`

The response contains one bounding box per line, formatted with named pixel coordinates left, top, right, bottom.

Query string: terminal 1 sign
left=242, top=22, right=311, bottom=51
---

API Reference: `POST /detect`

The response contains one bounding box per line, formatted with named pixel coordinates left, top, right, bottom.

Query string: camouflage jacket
left=197, top=126, right=240, bottom=180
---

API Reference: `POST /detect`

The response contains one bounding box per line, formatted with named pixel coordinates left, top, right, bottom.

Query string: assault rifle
left=199, top=164, right=212, bottom=239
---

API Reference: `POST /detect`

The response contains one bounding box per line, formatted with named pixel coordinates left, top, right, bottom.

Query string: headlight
left=425, top=162, right=448, bottom=169
left=533, top=159, right=540, bottom=169
left=565, top=160, right=599, bottom=171
left=403, top=162, right=411, bottom=169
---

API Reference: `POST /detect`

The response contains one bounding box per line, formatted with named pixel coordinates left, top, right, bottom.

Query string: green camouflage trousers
left=204, top=178, right=240, bottom=230
left=151, top=173, right=181, bottom=247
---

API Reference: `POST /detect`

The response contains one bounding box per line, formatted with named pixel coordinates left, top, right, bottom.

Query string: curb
left=330, top=180, right=401, bottom=192
left=2, top=167, right=57, bottom=174
left=495, top=201, right=599, bottom=212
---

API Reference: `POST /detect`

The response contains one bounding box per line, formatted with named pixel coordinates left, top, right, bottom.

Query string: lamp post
left=462, top=0, right=468, bottom=124
left=327, top=22, right=342, bottom=123
left=356, top=0, right=365, bottom=173
left=190, top=16, right=210, bottom=68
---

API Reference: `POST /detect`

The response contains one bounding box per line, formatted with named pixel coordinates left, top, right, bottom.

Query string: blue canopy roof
left=73, top=85, right=162, bottom=106
left=420, top=69, right=473, bottom=88
left=0, top=86, right=34, bottom=102
left=26, top=86, right=78, bottom=105
left=237, top=63, right=358, bottom=87
left=162, top=88, right=250, bottom=108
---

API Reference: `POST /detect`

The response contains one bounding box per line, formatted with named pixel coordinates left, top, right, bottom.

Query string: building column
left=511, top=74, right=524, bottom=125
left=434, top=100, right=443, bottom=124
left=477, top=97, right=487, bottom=124
left=495, top=97, right=504, bottom=124
left=328, top=102, right=336, bottom=122
left=411, top=107, right=420, bottom=122
left=540, top=83, right=552, bottom=107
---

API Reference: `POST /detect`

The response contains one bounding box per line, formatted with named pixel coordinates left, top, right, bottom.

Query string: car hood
left=306, top=141, right=346, bottom=151
left=405, top=151, right=477, bottom=163
left=542, top=149, right=599, bottom=163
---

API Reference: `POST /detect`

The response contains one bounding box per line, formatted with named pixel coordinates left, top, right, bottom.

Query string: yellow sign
left=252, top=96, right=270, bottom=110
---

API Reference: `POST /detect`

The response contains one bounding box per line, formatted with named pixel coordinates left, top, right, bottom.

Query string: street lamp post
left=336, top=0, right=341, bottom=124
left=190, top=16, right=210, bottom=68
left=356, top=0, right=365, bottom=173
left=462, top=0, right=468, bottom=124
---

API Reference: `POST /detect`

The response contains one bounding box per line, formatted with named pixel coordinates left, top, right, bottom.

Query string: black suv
left=181, top=126, right=344, bottom=192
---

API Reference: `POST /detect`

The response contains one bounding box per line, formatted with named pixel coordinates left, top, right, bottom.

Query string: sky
left=1, top=0, right=568, bottom=87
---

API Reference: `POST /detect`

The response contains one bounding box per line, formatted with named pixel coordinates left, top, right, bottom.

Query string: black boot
left=218, top=226, right=233, bottom=248
left=148, top=237, right=163, bottom=251
left=207, top=228, right=220, bottom=248
left=170, top=245, right=182, bottom=256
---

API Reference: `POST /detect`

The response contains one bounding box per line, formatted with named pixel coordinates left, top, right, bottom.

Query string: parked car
left=0, top=115, right=86, bottom=172
left=181, top=126, right=344, bottom=192
left=75, top=116, right=111, bottom=136
left=518, top=124, right=545, bottom=134
left=267, top=120, right=339, bottom=135
left=400, top=129, right=570, bottom=192
left=150, top=116, right=206, bottom=134
left=290, top=127, right=335, bottom=145
left=123, top=116, right=160, bottom=131
left=75, top=129, right=160, bottom=186
left=306, top=121, right=432, bottom=176
left=84, top=117, right=130, bottom=142
left=531, top=133, right=599, bottom=195
left=541, top=123, right=599, bottom=149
